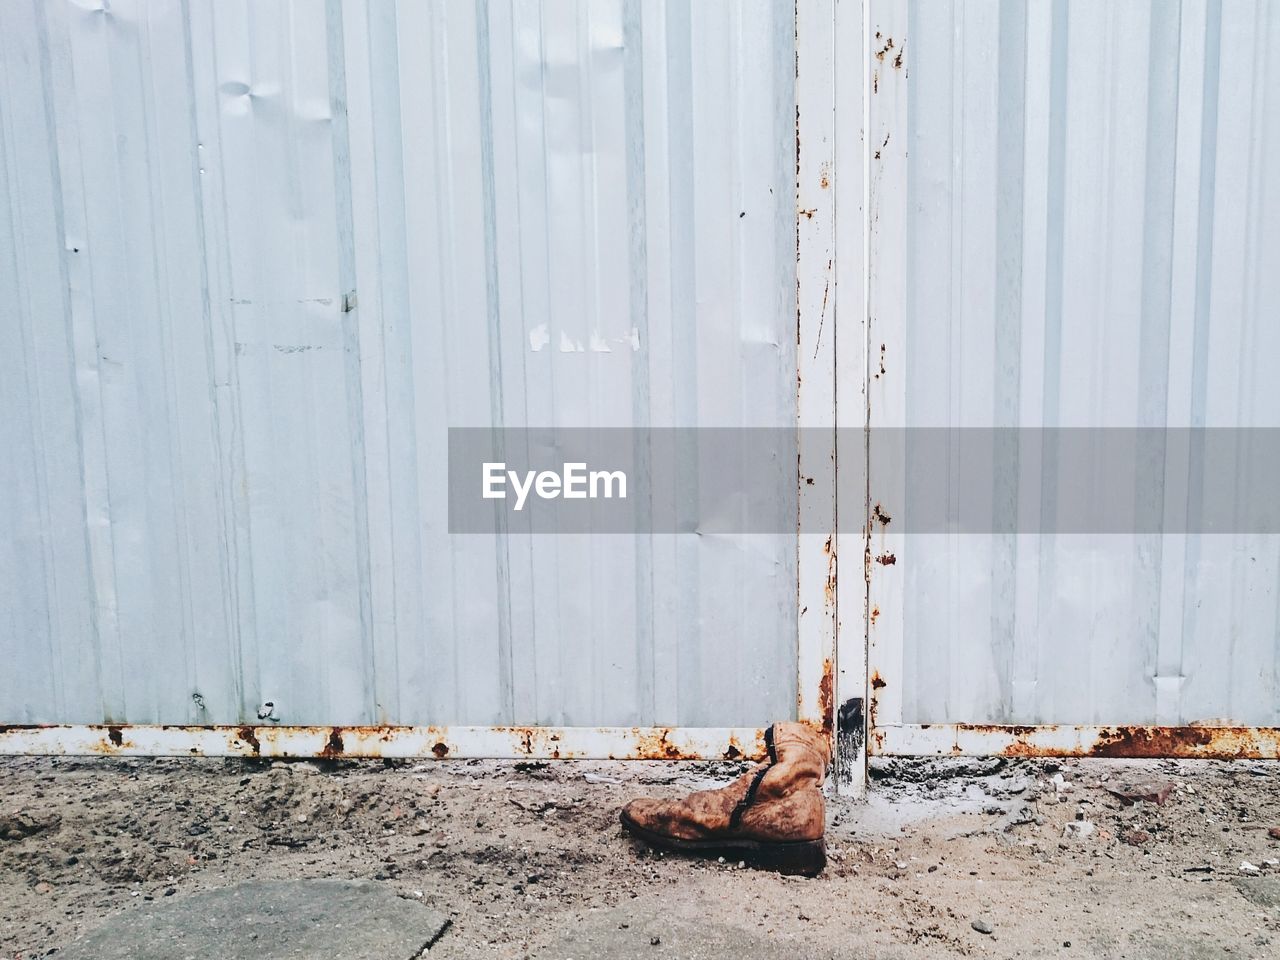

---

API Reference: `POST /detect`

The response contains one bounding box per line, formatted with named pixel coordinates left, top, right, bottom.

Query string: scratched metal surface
left=869, top=0, right=1280, bottom=728
left=0, top=0, right=798, bottom=728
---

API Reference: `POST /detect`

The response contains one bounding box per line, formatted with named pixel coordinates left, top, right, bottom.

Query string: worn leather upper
left=622, top=722, right=830, bottom=843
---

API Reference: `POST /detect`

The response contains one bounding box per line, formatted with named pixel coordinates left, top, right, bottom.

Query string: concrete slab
left=56, top=880, right=450, bottom=960
left=528, top=907, right=906, bottom=960
left=1233, top=876, right=1280, bottom=909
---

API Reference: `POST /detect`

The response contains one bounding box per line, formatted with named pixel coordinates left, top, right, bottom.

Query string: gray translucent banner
left=448, top=428, right=1280, bottom=534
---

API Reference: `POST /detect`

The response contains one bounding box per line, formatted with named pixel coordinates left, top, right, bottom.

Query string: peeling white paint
left=528, top=323, right=550, bottom=352
left=558, top=331, right=585, bottom=353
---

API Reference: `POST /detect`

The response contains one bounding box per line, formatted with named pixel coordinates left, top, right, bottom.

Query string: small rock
left=1268, top=826, right=1280, bottom=841
left=1063, top=821, right=1096, bottom=840
left=650, top=936, right=661, bottom=946
left=34, top=881, right=53, bottom=894
left=971, top=918, right=994, bottom=935
left=1241, top=861, right=1260, bottom=874
left=1121, top=830, right=1150, bottom=846
left=0, top=813, right=61, bottom=841
left=1106, top=781, right=1175, bottom=807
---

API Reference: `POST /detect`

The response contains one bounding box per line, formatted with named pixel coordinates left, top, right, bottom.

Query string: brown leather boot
left=620, top=722, right=830, bottom=875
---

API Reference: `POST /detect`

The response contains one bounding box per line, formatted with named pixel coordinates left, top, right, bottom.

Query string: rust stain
left=875, top=553, right=897, bottom=566
left=870, top=605, right=880, bottom=626
left=870, top=672, right=887, bottom=690
left=88, top=725, right=132, bottom=755
left=320, top=727, right=345, bottom=758
left=1, top=724, right=770, bottom=763
left=870, top=724, right=1280, bottom=760
left=872, top=503, right=891, bottom=525
left=633, top=727, right=700, bottom=761
left=236, top=726, right=261, bottom=755
left=1082, top=725, right=1259, bottom=759
left=817, top=658, right=834, bottom=735
left=514, top=727, right=535, bottom=755
left=823, top=532, right=838, bottom=608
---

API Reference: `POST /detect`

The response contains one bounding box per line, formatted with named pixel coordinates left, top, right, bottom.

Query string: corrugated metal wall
left=869, top=0, right=1280, bottom=728
left=0, top=0, right=798, bottom=728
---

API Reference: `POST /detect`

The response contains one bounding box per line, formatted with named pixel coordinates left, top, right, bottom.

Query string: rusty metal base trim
left=0, top=724, right=767, bottom=761
left=870, top=723, right=1280, bottom=759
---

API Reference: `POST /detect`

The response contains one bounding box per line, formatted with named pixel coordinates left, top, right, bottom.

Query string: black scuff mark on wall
left=836, top=697, right=865, bottom=774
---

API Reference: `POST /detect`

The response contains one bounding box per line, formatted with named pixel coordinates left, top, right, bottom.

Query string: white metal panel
left=795, top=0, right=838, bottom=751
left=0, top=0, right=801, bottom=731
left=868, top=0, right=1280, bottom=730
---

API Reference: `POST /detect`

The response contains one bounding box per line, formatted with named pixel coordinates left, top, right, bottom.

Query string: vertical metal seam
left=1180, top=0, right=1222, bottom=722
left=860, top=0, right=880, bottom=793
left=58, top=0, right=129, bottom=724
left=1, top=1, right=64, bottom=721
left=473, top=0, right=515, bottom=724
left=135, top=3, right=198, bottom=724
left=324, top=0, right=377, bottom=723
left=621, top=0, right=655, bottom=726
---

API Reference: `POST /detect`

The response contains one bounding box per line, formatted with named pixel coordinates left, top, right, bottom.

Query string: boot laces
left=729, top=724, right=777, bottom=829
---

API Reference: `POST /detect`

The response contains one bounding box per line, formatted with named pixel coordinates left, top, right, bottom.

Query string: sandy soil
left=2, top=754, right=1278, bottom=959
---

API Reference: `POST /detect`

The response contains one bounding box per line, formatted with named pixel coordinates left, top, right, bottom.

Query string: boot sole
left=619, top=809, right=826, bottom=876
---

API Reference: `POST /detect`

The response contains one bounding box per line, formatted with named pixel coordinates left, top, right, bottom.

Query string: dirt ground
left=2, top=753, right=1278, bottom=959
